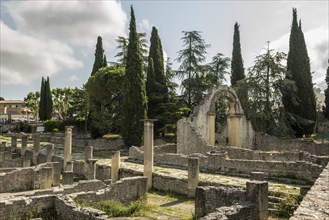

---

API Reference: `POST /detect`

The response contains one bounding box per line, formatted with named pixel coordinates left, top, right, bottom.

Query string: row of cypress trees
left=231, top=8, right=317, bottom=137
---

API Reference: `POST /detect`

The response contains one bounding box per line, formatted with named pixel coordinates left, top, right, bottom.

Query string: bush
left=277, top=195, right=300, bottom=218
left=19, top=121, right=32, bottom=133
left=44, top=118, right=86, bottom=133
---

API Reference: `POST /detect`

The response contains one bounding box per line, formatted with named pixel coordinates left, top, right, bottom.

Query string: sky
left=0, top=0, right=328, bottom=100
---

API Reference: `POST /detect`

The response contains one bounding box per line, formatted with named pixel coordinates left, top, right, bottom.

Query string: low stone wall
left=254, top=133, right=329, bottom=156
left=129, top=146, right=323, bottom=182
left=0, top=177, right=147, bottom=220
left=74, top=176, right=147, bottom=204
left=196, top=181, right=268, bottom=219
left=0, top=195, right=55, bottom=220
left=290, top=162, right=329, bottom=220
left=0, top=163, right=54, bottom=193
left=195, top=186, right=245, bottom=216
left=200, top=203, right=257, bottom=220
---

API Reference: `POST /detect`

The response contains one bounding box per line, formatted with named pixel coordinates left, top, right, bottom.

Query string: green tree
left=282, top=8, right=316, bottom=136
left=91, top=36, right=105, bottom=76
left=86, top=66, right=124, bottom=138
left=146, top=26, right=172, bottom=135
left=121, top=6, right=148, bottom=147
left=114, top=33, right=148, bottom=69
left=231, top=22, right=245, bottom=86
left=114, top=36, right=129, bottom=66
left=176, top=31, right=210, bottom=109
left=236, top=43, right=296, bottom=136
left=323, top=65, right=329, bottom=119
left=39, top=77, right=46, bottom=121
left=103, top=55, right=108, bottom=67
left=44, top=76, right=53, bottom=120
left=24, top=91, right=40, bottom=120
left=207, top=53, right=231, bottom=85
left=0, top=97, right=4, bottom=101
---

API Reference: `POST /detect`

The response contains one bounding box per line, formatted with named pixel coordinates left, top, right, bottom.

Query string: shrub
left=277, top=195, right=300, bottom=218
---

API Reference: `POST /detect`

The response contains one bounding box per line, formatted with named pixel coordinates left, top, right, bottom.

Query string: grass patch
left=102, top=134, right=122, bottom=139
left=75, top=198, right=151, bottom=218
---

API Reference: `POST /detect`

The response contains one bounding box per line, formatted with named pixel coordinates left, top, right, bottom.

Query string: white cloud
left=270, top=26, right=328, bottom=90
left=5, top=1, right=127, bottom=49
left=0, top=21, right=83, bottom=85
left=69, top=75, right=80, bottom=82
left=138, top=19, right=152, bottom=33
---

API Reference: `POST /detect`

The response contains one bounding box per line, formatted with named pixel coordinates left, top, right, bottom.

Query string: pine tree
left=147, top=26, right=170, bottom=135
left=176, top=31, right=210, bottom=109
left=39, top=77, right=46, bottom=121
left=121, top=6, right=148, bottom=147
left=91, top=36, right=104, bottom=76
left=231, top=22, right=245, bottom=86
left=44, top=76, right=53, bottom=120
left=282, top=8, right=316, bottom=136
left=323, top=65, right=329, bottom=118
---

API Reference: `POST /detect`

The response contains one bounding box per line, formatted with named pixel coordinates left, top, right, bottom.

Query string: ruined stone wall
left=0, top=178, right=146, bottom=220
left=129, top=147, right=323, bottom=182
left=177, top=118, right=208, bottom=154
left=254, top=133, right=329, bottom=156
left=0, top=195, right=55, bottom=220
left=74, top=177, right=147, bottom=204
left=0, top=167, right=33, bottom=192
left=200, top=203, right=257, bottom=220
left=290, top=162, right=329, bottom=220
left=195, top=185, right=245, bottom=216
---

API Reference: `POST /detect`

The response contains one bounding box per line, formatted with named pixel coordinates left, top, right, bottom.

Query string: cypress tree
left=121, top=6, right=148, bottom=147
left=323, top=65, right=329, bottom=119
left=231, top=22, right=245, bottom=86
left=103, top=55, right=107, bottom=67
left=44, top=77, right=53, bottom=120
left=147, top=26, right=170, bottom=135
left=39, top=77, right=46, bottom=121
left=282, top=8, right=316, bottom=136
left=91, top=36, right=104, bottom=76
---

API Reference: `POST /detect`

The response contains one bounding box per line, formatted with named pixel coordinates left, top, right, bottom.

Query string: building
left=0, top=100, right=29, bottom=115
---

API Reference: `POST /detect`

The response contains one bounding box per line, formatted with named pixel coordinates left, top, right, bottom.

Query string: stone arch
left=177, top=85, right=254, bottom=154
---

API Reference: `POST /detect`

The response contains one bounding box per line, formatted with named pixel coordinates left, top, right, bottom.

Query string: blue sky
left=0, top=0, right=328, bottom=100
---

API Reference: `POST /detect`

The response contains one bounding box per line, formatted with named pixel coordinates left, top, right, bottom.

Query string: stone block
left=188, top=157, right=199, bottom=198
left=62, top=171, right=74, bottom=185
left=85, top=146, right=93, bottom=162
left=246, top=181, right=268, bottom=220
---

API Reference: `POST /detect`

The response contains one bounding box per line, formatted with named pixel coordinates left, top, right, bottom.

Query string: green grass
left=102, top=134, right=122, bottom=139
left=75, top=198, right=151, bottom=217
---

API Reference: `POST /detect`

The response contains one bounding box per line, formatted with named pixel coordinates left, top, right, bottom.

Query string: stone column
left=21, top=135, right=28, bottom=156
left=85, top=159, right=98, bottom=180
left=228, top=114, right=242, bottom=147
left=250, top=172, right=265, bottom=181
left=11, top=136, right=17, bottom=152
left=22, top=157, right=31, bottom=167
left=188, top=157, right=199, bottom=197
left=143, top=119, right=157, bottom=190
left=207, top=112, right=216, bottom=146
left=52, top=162, right=61, bottom=187
left=32, top=133, right=40, bottom=165
left=246, top=181, right=268, bottom=220
left=85, top=146, right=93, bottom=162
left=62, top=171, right=74, bottom=185
left=46, top=144, right=54, bottom=162
left=64, top=126, right=73, bottom=170
left=111, top=151, right=120, bottom=183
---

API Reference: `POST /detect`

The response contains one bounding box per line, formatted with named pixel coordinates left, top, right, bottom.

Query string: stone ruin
left=0, top=85, right=328, bottom=220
